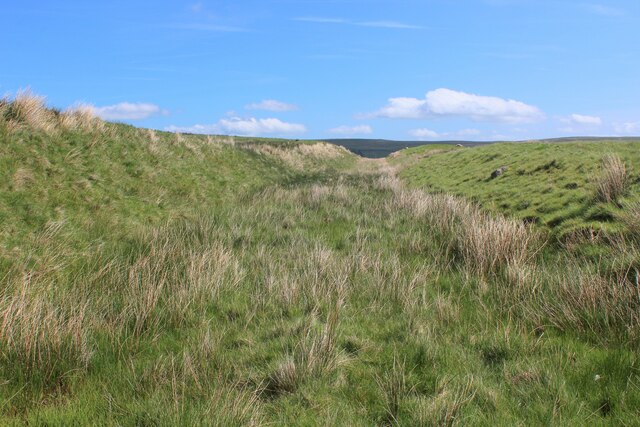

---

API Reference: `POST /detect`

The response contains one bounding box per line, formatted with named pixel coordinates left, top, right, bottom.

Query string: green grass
left=2, top=97, right=640, bottom=425
left=394, top=141, right=640, bottom=242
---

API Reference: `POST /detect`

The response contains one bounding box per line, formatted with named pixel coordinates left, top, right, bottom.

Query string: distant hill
left=325, top=137, right=640, bottom=158
left=323, top=138, right=493, bottom=158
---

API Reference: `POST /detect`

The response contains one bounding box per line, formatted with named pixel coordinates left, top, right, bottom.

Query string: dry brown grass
left=536, top=264, right=640, bottom=342
left=59, top=104, right=103, bottom=132
left=0, top=90, right=104, bottom=134
left=119, top=224, right=240, bottom=336
left=377, top=355, right=413, bottom=424
left=380, top=172, right=540, bottom=277
left=0, top=273, right=92, bottom=379
left=596, top=154, right=629, bottom=203
left=621, top=201, right=640, bottom=238
left=456, top=212, right=538, bottom=276
left=247, top=142, right=347, bottom=169
left=7, top=89, right=58, bottom=134
left=416, top=376, right=477, bottom=426
left=12, top=167, right=35, bottom=190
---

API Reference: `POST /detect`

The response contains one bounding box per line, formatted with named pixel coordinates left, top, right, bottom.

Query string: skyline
left=2, top=0, right=639, bottom=141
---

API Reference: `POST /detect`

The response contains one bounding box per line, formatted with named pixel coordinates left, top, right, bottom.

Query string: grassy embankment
left=1, top=93, right=639, bottom=425
left=393, top=141, right=640, bottom=243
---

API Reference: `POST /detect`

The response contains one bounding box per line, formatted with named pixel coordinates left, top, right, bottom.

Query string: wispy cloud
left=328, top=125, right=373, bottom=135
left=166, top=117, right=306, bottom=136
left=358, top=21, right=424, bottom=30
left=295, top=17, right=347, bottom=24
left=365, top=88, right=544, bottom=123
left=245, top=100, right=298, bottom=112
left=190, top=2, right=204, bottom=13
left=294, top=17, right=423, bottom=30
left=559, top=113, right=603, bottom=133
left=584, top=4, right=625, bottom=17
left=566, top=113, right=602, bottom=126
left=613, top=121, right=640, bottom=135
left=92, top=102, right=166, bottom=121
left=409, top=128, right=483, bottom=140
left=409, top=128, right=440, bottom=139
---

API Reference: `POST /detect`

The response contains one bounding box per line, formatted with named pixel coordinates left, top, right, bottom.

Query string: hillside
left=393, top=141, right=640, bottom=245
left=1, top=95, right=640, bottom=425
left=0, top=94, right=355, bottom=267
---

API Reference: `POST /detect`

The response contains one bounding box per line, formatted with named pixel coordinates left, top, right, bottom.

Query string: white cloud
left=328, top=125, right=373, bottom=135
left=409, top=128, right=484, bottom=140
left=560, top=114, right=603, bottom=133
left=245, top=100, right=298, bottom=112
left=613, top=122, right=640, bottom=134
left=368, top=88, right=544, bottom=123
left=568, top=113, right=602, bottom=126
left=92, top=102, right=165, bottom=121
left=409, top=128, right=440, bottom=139
left=166, top=117, right=306, bottom=136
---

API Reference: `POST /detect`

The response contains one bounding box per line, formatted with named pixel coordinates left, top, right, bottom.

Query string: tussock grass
left=382, top=174, right=541, bottom=278
left=59, top=104, right=103, bottom=132
left=416, top=376, right=478, bottom=426
left=596, top=154, right=629, bottom=203
left=0, top=89, right=105, bottom=135
left=621, top=201, right=640, bottom=239
left=377, top=355, right=413, bottom=424
left=246, top=141, right=350, bottom=170
left=530, top=263, right=640, bottom=343
left=0, top=273, right=91, bottom=382
left=5, top=89, right=58, bottom=134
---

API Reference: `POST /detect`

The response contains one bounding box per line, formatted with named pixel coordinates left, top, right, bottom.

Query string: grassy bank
left=393, top=141, right=640, bottom=244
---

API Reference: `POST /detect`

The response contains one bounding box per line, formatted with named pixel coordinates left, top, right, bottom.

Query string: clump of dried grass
left=12, top=167, right=35, bottom=190
left=0, top=90, right=105, bottom=134
left=118, top=223, right=240, bottom=337
left=0, top=273, right=92, bottom=380
left=596, top=154, right=628, bottom=203
left=247, top=142, right=347, bottom=170
left=5, top=89, right=58, bottom=134
left=59, top=104, right=103, bottom=132
left=382, top=173, right=540, bottom=277
left=456, top=211, right=538, bottom=277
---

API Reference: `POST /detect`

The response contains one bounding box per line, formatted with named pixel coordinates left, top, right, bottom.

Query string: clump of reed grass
left=596, top=154, right=628, bottom=203
left=58, top=104, right=103, bottom=132
left=376, top=355, right=413, bottom=424
left=3, top=89, right=58, bottom=134
left=0, top=273, right=92, bottom=381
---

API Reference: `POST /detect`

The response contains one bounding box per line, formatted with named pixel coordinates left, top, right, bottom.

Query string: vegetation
left=393, top=141, right=640, bottom=244
left=325, top=139, right=487, bottom=158
left=1, top=93, right=640, bottom=425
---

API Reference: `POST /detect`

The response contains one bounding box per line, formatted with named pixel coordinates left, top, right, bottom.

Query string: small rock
left=490, top=166, right=508, bottom=179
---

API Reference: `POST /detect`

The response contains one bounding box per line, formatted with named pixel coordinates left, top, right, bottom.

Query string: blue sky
left=2, top=0, right=639, bottom=140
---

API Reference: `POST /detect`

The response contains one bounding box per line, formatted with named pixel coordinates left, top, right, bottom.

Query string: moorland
left=1, top=92, right=640, bottom=425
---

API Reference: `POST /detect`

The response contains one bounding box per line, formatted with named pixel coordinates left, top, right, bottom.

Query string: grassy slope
left=393, top=141, right=640, bottom=240
left=1, top=101, right=640, bottom=425
left=0, top=120, right=356, bottom=270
